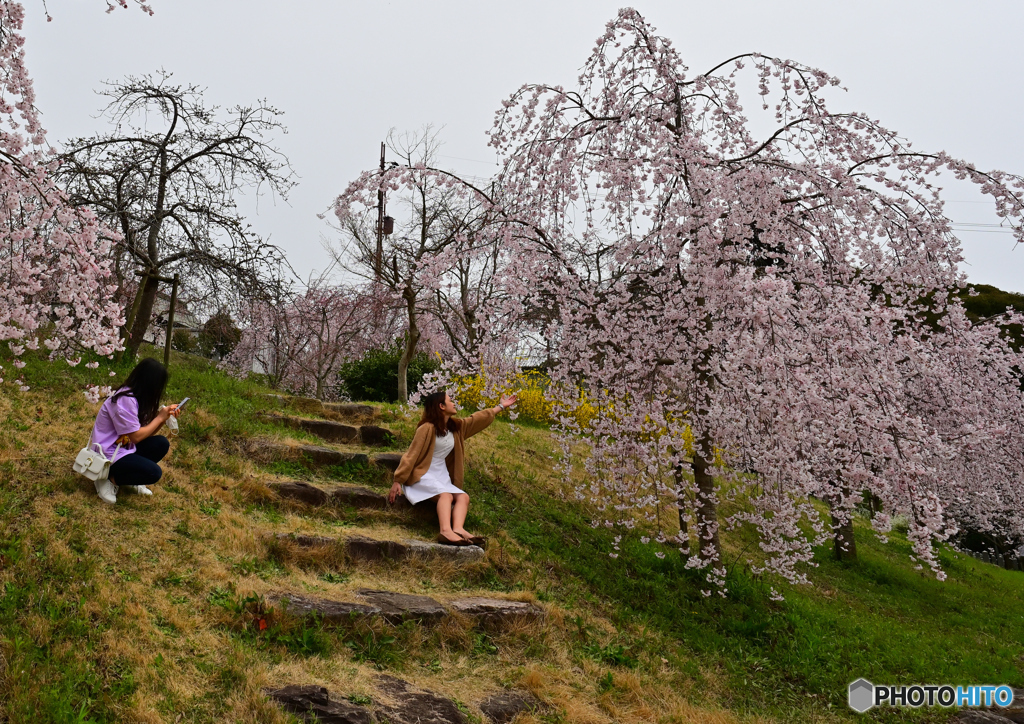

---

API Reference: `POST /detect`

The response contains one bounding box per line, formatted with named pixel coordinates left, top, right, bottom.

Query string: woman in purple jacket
left=90, top=358, right=180, bottom=504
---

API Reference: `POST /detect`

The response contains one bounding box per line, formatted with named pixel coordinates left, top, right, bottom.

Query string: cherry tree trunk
left=832, top=511, right=858, bottom=563
left=397, top=289, right=421, bottom=403
left=126, top=273, right=161, bottom=359
left=673, top=462, right=690, bottom=556
left=691, top=442, right=721, bottom=570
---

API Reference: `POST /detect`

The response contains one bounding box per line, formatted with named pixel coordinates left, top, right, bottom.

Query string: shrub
left=171, top=328, right=198, bottom=354
left=198, top=310, right=242, bottom=359
left=451, top=368, right=597, bottom=428
left=336, top=339, right=440, bottom=403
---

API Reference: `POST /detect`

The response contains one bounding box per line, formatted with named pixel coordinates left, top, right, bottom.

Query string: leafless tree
left=56, top=71, right=295, bottom=357
left=330, top=126, right=505, bottom=401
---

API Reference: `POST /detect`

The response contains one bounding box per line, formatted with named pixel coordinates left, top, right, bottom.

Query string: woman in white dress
left=388, top=390, right=516, bottom=545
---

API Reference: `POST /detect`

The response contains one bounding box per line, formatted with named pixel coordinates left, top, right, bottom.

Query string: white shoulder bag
left=73, top=440, right=121, bottom=482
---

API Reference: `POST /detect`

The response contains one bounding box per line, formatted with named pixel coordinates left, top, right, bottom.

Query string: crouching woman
left=90, top=357, right=179, bottom=503
left=388, top=390, right=515, bottom=546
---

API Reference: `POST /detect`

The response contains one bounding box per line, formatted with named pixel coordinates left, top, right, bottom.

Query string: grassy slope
left=0, top=349, right=1022, bottom=723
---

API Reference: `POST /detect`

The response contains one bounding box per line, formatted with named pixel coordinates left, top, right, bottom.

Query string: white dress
left=402, top=431, right=463, bottom=505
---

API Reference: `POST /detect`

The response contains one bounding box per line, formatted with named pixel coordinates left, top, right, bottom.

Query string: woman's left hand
left=387, top=481, right=403, bottom=504
left=498, top=394, right=517, bottom=410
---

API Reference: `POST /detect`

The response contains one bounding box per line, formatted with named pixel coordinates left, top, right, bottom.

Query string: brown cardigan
left=393, top=408, right=496, bottom=490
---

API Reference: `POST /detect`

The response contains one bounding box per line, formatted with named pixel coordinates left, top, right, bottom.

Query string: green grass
left=464, top=453, right=1024, bottom=721
left=3, top=346, right=1023, bottom=723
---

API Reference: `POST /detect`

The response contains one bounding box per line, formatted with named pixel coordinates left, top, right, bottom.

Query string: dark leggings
left=109, top=435, right=169, bottom=487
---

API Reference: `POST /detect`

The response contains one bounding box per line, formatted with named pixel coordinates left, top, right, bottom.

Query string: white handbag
left=73, top=441, right=121, bottom=482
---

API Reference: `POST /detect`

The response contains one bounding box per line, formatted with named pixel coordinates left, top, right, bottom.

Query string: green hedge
left=335, top=340, right=439, bottom=403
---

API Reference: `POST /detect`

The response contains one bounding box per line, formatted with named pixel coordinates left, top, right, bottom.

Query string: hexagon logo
left=848, top=678, right=874, bottom=713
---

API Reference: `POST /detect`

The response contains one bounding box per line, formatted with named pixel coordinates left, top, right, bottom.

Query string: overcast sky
left=23, top=1, right=1024, bottom=293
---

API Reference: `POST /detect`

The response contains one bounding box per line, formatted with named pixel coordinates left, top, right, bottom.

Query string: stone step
left=270, top=532, right=485, bottom=563
left=268, top=478, right=434, bottom=522
left=324, top=401, right=378, bottom=417
left=258, top=413, right=395, bottom=447
left=246, top=439, right=370, bottom=468
left=267, top=680, right=544, bottom=724
left=263, top=394, right=380, bottom=421
left=268, top=589, right=542, bottom=630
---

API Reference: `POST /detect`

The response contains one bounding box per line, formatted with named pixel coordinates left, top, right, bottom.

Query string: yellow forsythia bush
left=452, top=369, right=597, bottom=428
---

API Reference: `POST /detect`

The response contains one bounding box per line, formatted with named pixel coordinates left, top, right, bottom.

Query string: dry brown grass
left=0, top=386, right=794, bottom=724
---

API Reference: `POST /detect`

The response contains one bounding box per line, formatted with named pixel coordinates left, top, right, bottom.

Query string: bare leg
left=451, top=493, right=473, bottom=538
left=435, top=493, right=462, bottom=543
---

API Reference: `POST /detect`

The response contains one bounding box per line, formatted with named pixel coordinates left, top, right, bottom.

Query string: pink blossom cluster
left=0, top=2, right=124, bottom=375
left=476, top=9, right=1024, bottom=590
left=224, top=279, right=402, bottom=401
left=83, top=384, right=113, bottom=405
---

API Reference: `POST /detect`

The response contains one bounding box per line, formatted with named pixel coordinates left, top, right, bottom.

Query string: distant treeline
left=958, top=283, right=1024, bottom=350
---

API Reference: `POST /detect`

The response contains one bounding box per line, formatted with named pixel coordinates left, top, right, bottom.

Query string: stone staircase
left=244, top=395, right=542, bottom=723
left=268, top=679, right=546, bottom=724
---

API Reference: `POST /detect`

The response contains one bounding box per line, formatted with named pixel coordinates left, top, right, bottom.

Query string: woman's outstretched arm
left=461, top=395, right=517, bottom=439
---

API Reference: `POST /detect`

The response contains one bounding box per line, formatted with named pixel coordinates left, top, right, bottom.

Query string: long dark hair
left=110, top=358, right=168, bottom=425
left=418, top=390, right=457, bottom=437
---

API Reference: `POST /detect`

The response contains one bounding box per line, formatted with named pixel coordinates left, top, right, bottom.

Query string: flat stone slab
left=404, top=538, right=486, bottom=562
left=259, top=413, right=361, bottom=444
left=272, top=532, right=337, bottom=548
left=268, top=593, right=379, bottom=624
left=359, top=424, right=395, bottom=447
left=266, top=678, right=469, bottom=724
left=270, top=480, right=331, bottom=506
left=375, top=675, right=468, bottom=724
left=447, top=597, right=543, bottom=626
left=371, top=452, right=402, bottom=472
left=479, top=691, right=546, bottom=724
left=343, top=535, right=484, bottom=563
left=308, top=419, right=359, bottom=443
left=265, top=685, right=374, bottom=724
left=955, top=713, right=1018, bottom=724
left=247, top=439, right=368, bottom=468
left=270, top=481, right=391, bottom=510
left=290, top=396, right=327, bottom=414
left=263, top=523, right=484, bottom=565
left=295, top=444, right=369, bottom=467
left=324, top=402, right=378, bottom=417
left=273, top=589, right=537, bottom=631
left=262, top=394, right=326, bottom=414
left=355, top=589, right=447, bottom=624
left=345, top=535, right=410, bottom=562
left=332, top=485, right=390, bottom=509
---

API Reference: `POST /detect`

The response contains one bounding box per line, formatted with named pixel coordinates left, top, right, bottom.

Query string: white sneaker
left=94, top=478, right=118, bottom=504
left=123, top=485, right=153, bottom=496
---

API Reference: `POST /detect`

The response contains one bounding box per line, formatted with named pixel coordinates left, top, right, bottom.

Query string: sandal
left=457, top=532, right=488, bottom=549
left=436, top=533, right=471, bottom=546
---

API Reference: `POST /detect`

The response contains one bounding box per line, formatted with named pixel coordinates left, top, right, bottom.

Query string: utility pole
left=376, top=141, right=385, bottom=281
left=163, top=273, right=180, bottom=368
left=375, top=141, right=394, bottom=282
